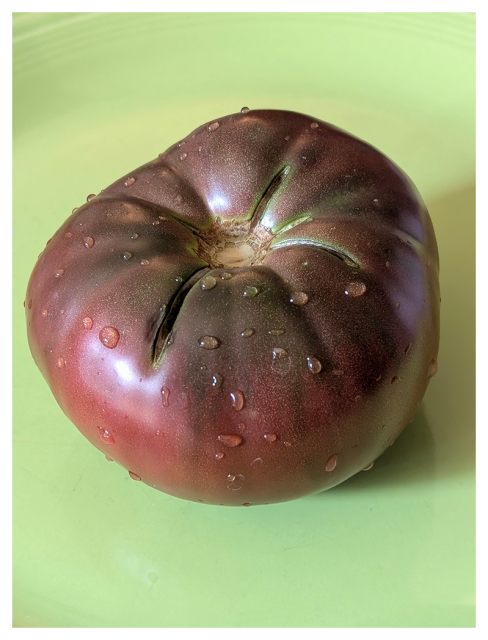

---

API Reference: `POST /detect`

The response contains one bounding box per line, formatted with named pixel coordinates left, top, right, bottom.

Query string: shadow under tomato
left=316, top=405, right=435, bottom=494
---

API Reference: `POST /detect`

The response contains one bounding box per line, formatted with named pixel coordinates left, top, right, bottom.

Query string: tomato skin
left=25, top=110, right=439, bottom=505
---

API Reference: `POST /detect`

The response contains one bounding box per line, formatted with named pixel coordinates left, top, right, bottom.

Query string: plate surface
left=13, top=12, right=475, bottom=628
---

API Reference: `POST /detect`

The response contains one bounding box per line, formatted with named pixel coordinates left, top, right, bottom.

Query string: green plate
left=13, top=12, right=476, bottom=628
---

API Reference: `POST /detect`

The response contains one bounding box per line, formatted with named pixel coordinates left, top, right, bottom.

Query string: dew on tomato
left=25, top=108, right=440, bottom=506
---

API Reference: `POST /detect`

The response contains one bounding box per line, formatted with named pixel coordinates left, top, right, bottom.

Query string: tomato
left=25, top=109, right=439, bottom=505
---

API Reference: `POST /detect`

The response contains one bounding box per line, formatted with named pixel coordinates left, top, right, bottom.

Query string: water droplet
left=105, top=455, right=113, bottom=462
left=27, top=299, right=32, bottom=310
left=130, top=233, right=139, bottom=240
left=264, top=433, right=278, bottom=443
left=212, top=373, right=223, bottom=387
left=325, top=454, right=338, bottom=472
left=178, top=140, right=186, bottom=147
left=65, top=231, right=73, bottom=238
left=180, top=392, right=191, bottom=408
left=56, top=356, right=65, bottom=368
left=98, top=427, right=115, bottom=444
left=345, top=282, right=366, bottom=297
left=83, top=317, right=93, bottom=330
left=362, top=462, right=374, bottom=471
left=99, top=326, right=120, bottom=349
left=240, top=106, right=250, bottom=114
left=83, top=236, right=94, bottom=248
left=201, top=275, right=217, bottom=290
left=179, top=153, right=188, bottom=160
left=251, top=457, right=263, bottom=467
left=391, top=376, right=399, bottom=384
left=427, top=359, right=438, bottom=378
left=240, top=328, right=255, bottom=338
left=42, top=309, right=48, bottom=318
left=151, top=220, right=160, bottom=226
left=166, top=333, right=174, bottom=345
left=271, top=347, right=291, bottom=374
left=140, top=259, right=150, bottom=265
left=215, top=452, right=225, bottom=460
left=267, top=328, right=285, bottom=336
left=199, top=335, right=220, bottom=349
left=72, top=207, right=78, bottom=214
left=86, top=194, right=96, bottom=202
left=290, top=291, right=309, bottom=305
left=124, top=177, right=136, bottom=187
left=175, top=276, right=183, bottom=283
left=285, top=135, right=291, bottom=141
left=310, top=122, right=319, bottom=129
left=208, top=122, right=220, bottom=131
left=242, top=502, right=252, bottom=507
left=60, top=309, right=66, bottom=315
left=161, top=386, right=170, bottom=407
left=218, top=434, right=243, bottom=447
left=147, top=571, right=158, bottom=584
left=373, top=198, right=379, bottom=204
left=220, top=271, right=233, bottom=280
left=243, top=285, right=258, bottom=298
left=129, top=471, right=141, bottom=481
left=306, top=356, right=322, bottom=374
left=54, top=269, right=65, bottom=278
left=230, top=390, right=245, bottom=411
left=227, top=473, right=245, bottom=490
left=123, top=252, right=132, bottom=260
left=272, top=347, right=289, bottom=360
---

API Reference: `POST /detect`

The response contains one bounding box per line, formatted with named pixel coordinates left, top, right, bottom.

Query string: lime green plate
left=13, top=12, right=475, bottom=628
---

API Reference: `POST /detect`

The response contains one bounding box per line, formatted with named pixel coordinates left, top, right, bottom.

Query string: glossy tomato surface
left=25, top=109, right=440, bottom=505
